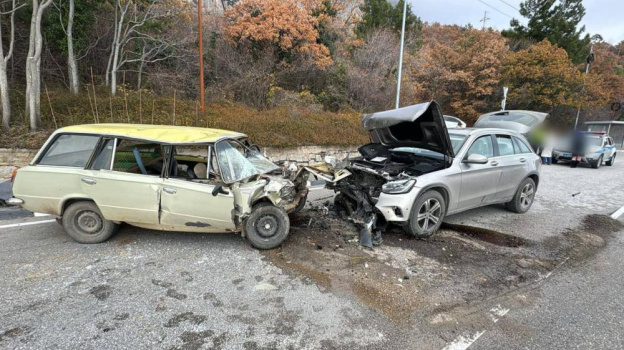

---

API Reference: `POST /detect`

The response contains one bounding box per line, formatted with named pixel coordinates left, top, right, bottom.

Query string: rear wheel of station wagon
left=245, top=203, right=290, bottom=250
left=62, top=201, right=119, bottom=244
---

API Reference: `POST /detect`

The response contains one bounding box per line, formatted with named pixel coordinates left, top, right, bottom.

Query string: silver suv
left=325, top=102, right=541, bottom=244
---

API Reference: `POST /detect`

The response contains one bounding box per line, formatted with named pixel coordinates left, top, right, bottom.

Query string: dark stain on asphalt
left=168, top=329, right=215, bottom=350
left=165, top=312, right=207, bottom=328
left=203, top=292, right=224, bottom=307
left=0, top=327, right=28, bottom=342
left=180, top=271, right=193, bottom=282
left=152, top=279, right=174, bottom=288
left=232, top=278, right=244, bottom=285
left=166, top=289, right=188, bottom=300
left=441, top=222, right=531, bottom=247
left=89, top=285, right=112, bottom=301
left=113, top=313, right=130, bottom=321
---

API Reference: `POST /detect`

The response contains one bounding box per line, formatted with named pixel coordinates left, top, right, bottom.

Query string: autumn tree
left=503, top=0, right=590, bottom=63
left=355, top=0, right=421, bottom=39
left=223, top=0, right=332, bottom=68
left=500, top=39, right=604, bottom=123
left=406, top=25, right=509, bottom=123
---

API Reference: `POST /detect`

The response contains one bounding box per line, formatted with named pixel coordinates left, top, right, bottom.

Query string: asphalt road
left=1, top=160, right=623, bottom=349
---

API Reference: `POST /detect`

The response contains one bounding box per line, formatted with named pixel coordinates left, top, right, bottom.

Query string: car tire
left=62, top=201, right=119, bottom=244
left=245, top=203, right=290, bottom=250
left=505, top=178, right=536, bottom=214
left=407, top=190, right=446, bottom=239
left=591, top=155, right=603, bottom=169
left=551, top=158, right=558, bottom=164
left=606, top=153, right=616, bottom=166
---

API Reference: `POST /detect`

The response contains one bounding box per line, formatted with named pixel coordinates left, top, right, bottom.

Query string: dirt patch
left=262, top=211, right=621, bottom=324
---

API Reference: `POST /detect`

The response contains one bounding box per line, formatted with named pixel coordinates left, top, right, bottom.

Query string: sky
left=406, top=0, right=624, bottom=44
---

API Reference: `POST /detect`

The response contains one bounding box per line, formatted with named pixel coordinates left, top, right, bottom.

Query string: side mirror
left=463, top=154, right=489, bottom=164
left=212, top=182, right=229, bottom=196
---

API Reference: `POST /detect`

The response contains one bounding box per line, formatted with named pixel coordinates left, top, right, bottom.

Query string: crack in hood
left=362, top=101, right=454, bottom=160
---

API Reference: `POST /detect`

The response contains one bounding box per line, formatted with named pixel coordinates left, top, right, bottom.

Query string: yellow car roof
left=58, top=124, right=246, bottom=144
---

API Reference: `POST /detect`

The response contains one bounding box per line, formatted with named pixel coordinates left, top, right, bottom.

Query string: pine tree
left=355, top=0, right=421, bottom=38
left=502, top=0, right=591, bottom=63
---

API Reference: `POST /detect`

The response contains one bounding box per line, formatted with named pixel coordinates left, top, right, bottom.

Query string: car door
left=81, top=138, right=162, bottom=226
left=606, top=137, right=616, bottom=159
left=492, top=134, right=529, bottom=202
left=458, top=134, right=502, bottom=210
left=158, top=145, right=237, bottom=232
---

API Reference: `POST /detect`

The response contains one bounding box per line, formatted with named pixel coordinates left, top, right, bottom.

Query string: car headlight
left=381, top=179, right=416, bottom=194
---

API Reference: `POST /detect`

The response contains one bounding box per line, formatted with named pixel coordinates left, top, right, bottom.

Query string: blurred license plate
left=562, top=153, right=572, bottom=158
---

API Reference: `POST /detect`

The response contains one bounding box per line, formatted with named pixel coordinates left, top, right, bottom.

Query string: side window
left=112, top=139, right=163, bottom=176
left=513, top=136, right=533, bottom=154
left=38, top=134, right=99, bottom=167
left=91, top=139, right=115, bottom=170
left=496, top=135, right=515, bottom=156
left=170, top=145, right=215, bottom=181
left=466, top=136, right=494, bottom=158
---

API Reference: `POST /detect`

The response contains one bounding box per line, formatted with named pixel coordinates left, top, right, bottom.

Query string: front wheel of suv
left=591, top=155, right=603, bottom=169
left=407, top=190, right=446, bottom=238
left=505, top=178, right=536, bottom=213
left=606, top=153, right=616, bottom=166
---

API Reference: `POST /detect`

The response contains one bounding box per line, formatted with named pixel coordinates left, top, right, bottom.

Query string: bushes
left=0, top=88, right=369, bottom=149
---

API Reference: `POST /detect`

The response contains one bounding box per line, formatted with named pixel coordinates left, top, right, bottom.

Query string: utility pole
left=198, top=0, right=205, bottom=113
left=574, top=43, right=595, bottom=130
left=480, top=11, right=489, bottom=30
left=395, top=0, right=407, bottom=109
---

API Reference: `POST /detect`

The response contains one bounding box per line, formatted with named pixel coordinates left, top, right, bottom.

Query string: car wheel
left=62, top=201, right=119, bottom=243
left=505, top=178, right=536, bottom=213
left=551, top=158, right=558, bottom=164
left=606, top=153, right=616, bottom=166
left=407, top=190, right=446, bottom=238
left=591, top=155, right=603, bottom=169
left=245, top=203, right=290, bottom=250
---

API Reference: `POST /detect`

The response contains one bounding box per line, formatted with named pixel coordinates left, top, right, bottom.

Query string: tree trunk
left=25, top=0, right=53, bottom=131
left=0, top=65, right=10, bottom=130
left=67, top=0, right=79, bottom=94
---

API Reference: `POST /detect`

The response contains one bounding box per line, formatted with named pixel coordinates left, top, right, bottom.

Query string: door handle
left=81, top=177, right=97, bottom=185
left=519, top=158, right=526, bottom=163
left=163, top=187, right=177, bottom=194
left=490, top=161, right=499, bottom=166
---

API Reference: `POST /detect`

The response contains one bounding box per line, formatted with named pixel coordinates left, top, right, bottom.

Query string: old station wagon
left=8, top=124, right=308, bottom=249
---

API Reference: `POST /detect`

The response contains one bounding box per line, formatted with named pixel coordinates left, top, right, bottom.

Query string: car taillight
left=10, top=167, right=18, bottom=183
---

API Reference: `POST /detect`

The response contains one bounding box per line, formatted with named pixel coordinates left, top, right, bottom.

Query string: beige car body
left=11, top=124, right=308, bottom=234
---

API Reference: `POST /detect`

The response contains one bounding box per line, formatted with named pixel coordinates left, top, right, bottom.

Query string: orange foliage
left=223, top=0, right=332, bottom=68
left=406, top=25, right=509, bottom=123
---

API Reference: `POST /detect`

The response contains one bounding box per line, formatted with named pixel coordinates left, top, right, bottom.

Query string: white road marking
left=611, top=205, right=624, bottom=220
left=33, top=212, right=51, bottom=217
left=442, top=304, right=509, bottom=350
left=442, top=331, right=486, bottom=350
left=0, top=219, right=56, bottom=230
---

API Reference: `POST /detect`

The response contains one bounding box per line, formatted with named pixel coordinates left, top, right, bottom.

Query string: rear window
left=513, top=136, right=533, bottom=154
left=38, top=134, right=99, bottom=167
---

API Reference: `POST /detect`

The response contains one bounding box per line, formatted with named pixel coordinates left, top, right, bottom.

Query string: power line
left=495, top=0, right=519, bottom=11
left=475, top=0, right=514, bottom=19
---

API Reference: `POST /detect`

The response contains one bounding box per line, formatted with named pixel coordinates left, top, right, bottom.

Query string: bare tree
left=26, top=0, right=54, bottom=131
left=0, top=0, right=21, bottom=130
left=54, top=0, right=79, bottom=94
left=106, top=0, right=189, bottom=95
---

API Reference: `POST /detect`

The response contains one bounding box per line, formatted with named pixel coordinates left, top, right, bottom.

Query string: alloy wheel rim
left=519, top=183, right=534, bottom=209
left=417, top=198, right=442, bottom=231
left=256, top=214, right=279, bottom=238
left=75, top=210, right=103, bottom=234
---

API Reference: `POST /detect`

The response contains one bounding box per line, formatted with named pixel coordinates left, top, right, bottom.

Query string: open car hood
left=474, top=110, right=548, bottom=135
left=361, top=101, right=454, bottom=159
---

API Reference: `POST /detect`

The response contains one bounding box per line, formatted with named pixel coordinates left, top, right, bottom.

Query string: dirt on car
left=262, top=209, right=623, bottom=327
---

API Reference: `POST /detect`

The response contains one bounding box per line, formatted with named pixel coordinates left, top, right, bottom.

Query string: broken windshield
left=215, top=140, right=280, bottom=183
